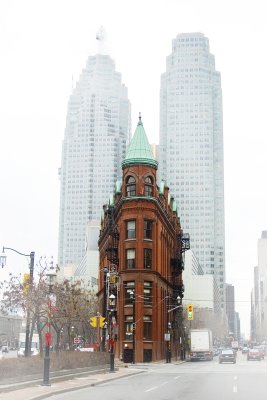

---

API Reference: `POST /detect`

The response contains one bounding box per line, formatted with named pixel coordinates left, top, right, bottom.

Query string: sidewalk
left=0, top=359, right=186, bottom=400
left=0, top=366, right=145, bottom=400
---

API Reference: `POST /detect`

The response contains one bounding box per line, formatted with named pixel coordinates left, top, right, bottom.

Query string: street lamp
left=42, top=260, right=57, bottom=386
left=70, top=326, right=76, bottom=350
left=0, top=246, right=35, bottom=357
left=129, top=290, right=136, bottom=364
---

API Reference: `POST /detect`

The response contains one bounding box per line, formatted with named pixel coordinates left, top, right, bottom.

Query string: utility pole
left=101, top=268, right=108, bottom=352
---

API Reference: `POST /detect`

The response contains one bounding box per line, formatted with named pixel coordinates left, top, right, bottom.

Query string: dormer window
left=126, top=176, right=136, bottom=196
left=144, top=176, right=153, bottom=197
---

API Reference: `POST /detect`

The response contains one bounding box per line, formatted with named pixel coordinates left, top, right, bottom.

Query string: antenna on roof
left=96, top=26, right=105, bottom=41
left=96, top=26, right=108, bottom=55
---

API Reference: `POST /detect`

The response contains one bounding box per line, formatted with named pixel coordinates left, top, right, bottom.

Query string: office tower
left=58, top=35, right=131, bottom=267
left=159, top=32, right=225, bottom=308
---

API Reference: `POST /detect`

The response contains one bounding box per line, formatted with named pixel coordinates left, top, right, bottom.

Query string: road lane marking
left=159, top=381, right=168, bottom=386
left=174, top=376, right=181, bottom=380
left=234, top=376, right=237, bottom=380
left=145, top=381, right=169, bottom=392
left=145, top=386, right=158, bottom=392
left=233, top=385, right=237, bottom=393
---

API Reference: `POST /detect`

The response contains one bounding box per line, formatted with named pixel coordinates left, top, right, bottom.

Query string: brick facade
left=98, top=119, right=186, bottom=362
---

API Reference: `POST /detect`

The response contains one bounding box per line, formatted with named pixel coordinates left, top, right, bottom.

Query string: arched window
left=144, top=176, right=153, bottom=197
left=126, top=176, right=136, bottom=196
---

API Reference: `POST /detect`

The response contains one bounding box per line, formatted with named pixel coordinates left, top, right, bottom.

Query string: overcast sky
left=1, top=0, right=267, bottom=337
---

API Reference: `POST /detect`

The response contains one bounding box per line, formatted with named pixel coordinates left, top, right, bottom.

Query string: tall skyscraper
left=58, top=33, right=131, bottom=267
left=159, top=32, right=225, bottom=308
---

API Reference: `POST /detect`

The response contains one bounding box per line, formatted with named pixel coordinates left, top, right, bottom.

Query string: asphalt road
left=43, top=352, right=267, bottom=400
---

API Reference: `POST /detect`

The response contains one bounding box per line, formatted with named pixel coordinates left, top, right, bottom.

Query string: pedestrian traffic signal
left=89, top=316, right=106, bottom=327
left=187, top=304, right=194, bottom=320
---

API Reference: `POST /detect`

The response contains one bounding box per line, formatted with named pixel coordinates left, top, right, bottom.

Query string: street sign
left=165, top=333, right=171, bottom=341
left=73, top=337, right=80, bottom=343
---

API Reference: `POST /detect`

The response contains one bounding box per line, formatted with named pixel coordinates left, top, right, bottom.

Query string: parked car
left=247, top=348, right=261, bottom=361
left=253, top=346, right=264, bottom=359
left=242, top=346, right=249, bottom=354
left=219, top=349, right=236, bottom=364
left=1, top=346, right=9, bottom=353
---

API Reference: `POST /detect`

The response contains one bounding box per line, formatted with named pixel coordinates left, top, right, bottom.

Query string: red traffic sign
left=73, top=337, right=80, bottom=343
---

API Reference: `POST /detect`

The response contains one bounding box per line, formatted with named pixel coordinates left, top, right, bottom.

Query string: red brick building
left=98, top=116, right=189, bottom=363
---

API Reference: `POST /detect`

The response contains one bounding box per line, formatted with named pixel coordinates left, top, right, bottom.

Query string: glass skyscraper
left=159, top=33, right=225, bottom=308
left=58, top=47, right=131, bottom=267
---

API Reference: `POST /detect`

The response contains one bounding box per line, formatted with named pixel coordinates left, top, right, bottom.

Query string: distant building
left=235, top=312, right=241, bottom=341
left=183, top=249, right=221, bottom=313
left=0, top=314, right=22, bottom=348
left=251, top=231, right=267, bottom=342
left=159, top=32, right=225, bottom=309
left=74, top=220, right=100, bottom=292
left=225, top=283, right=236, bottom=335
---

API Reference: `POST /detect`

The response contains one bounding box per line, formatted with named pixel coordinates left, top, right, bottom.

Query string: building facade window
left=144, top=248, right=152, bottom=269
left=144, top=220, right=153, bottom=239
left=124, top=281, right=135, bottom=305
left=126, top=249, right=135, bottom=269
left=143, top=315, right=152, bottom=340
left=126, top=220, right=136, bottom=239
left=126, top=176, right=136, bottom=196
left=124, top=315, right=133, bottom=340
left=144, top=281, right=152, bottom=305
left=144, top=176, right=153, bottom=196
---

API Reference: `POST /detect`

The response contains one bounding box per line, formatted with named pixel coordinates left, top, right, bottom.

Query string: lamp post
left=101, top=267, right=108, bottom=352
left=108, top=293, right=116, bottom=372
left=129, top=290, right=136, bottom=364
left=42, top=260, right=56, bottom=386
left=0, top=246, right=35, bottom=357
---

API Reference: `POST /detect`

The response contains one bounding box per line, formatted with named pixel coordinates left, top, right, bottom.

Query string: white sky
left=1, top=0, right=267, bottom=337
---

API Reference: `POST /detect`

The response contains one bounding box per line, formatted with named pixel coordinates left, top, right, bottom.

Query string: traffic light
left=22, top=272, right=30, bottom=295
left=89, top=316, right=106, bottom=328
left=187, top=304, right=194, bottom=320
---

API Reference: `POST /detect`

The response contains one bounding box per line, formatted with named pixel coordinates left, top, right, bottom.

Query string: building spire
left=96, top=26, right=108, bottom=55
left=122, top=115, right=158, bottom=169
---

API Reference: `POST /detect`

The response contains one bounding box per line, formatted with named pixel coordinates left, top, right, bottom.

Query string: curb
left=31, top=369, right=145, bottom=400
left=0, top=366, right=111, bottom=393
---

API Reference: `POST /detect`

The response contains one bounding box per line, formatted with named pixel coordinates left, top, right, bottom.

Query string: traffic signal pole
left=101, top=268, right=108, bottom=352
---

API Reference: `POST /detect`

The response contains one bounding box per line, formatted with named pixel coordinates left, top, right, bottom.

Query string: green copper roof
left=122, top=115, right=158, bottom=169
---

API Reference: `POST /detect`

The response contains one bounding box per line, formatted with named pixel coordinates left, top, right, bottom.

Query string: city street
left=44, top=353, right=267, bottom=400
